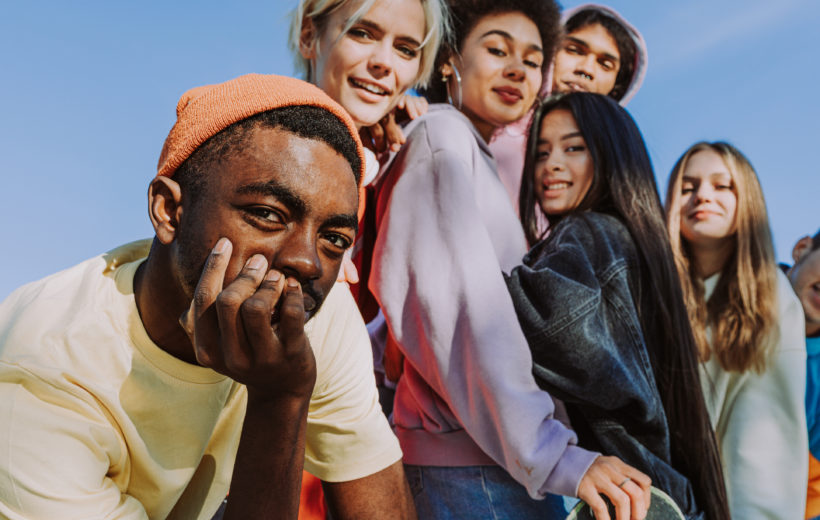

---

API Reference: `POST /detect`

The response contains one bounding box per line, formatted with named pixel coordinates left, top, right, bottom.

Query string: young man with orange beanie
left=0, top=74, right=414, bottom=520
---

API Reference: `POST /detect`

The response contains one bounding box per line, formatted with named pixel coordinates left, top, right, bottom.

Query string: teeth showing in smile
left=350, top=78, right=387, bottom=95
left=545, top=182, right=570, bottom=190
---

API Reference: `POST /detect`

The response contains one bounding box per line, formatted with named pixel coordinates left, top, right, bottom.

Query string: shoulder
left=554, top=212, right=630, bottom=241
left=529, top=212, right=636, bottom=266
left=305, top=282, right=371, bottom=375
left=0, top=240, right=149, bottom=367
left=403, top=104, right=484, bottom=160
left=775, top=269, right=803, bottom=321
left=773, top=269, right=806, bottom=354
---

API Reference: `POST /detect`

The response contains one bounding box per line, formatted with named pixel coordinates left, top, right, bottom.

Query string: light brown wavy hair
left=665, top=141, right=778, bottom=373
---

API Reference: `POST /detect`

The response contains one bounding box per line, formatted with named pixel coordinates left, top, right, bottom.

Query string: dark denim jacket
left=505, top=212, right=703, bottom=520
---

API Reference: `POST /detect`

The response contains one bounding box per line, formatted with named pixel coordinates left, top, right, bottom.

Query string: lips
left=349, top=77, right=390, bottom=96
left=269, top=287, right=322, bottom=325
left=688, top=207, right=722, bottom=220
left=541, top=180, right=572, bottom=198
left=493, top=86, right=523, bottom=104
left=559, top=80, right=588, bottom=92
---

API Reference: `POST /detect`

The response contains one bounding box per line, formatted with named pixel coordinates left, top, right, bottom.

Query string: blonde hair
left=665, top=141, right=778, bottom=373
left=288, top=0, right=448, bottom=89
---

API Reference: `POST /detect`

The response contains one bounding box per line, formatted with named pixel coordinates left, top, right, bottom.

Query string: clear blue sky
left=1, top=0, right=818, bottom=300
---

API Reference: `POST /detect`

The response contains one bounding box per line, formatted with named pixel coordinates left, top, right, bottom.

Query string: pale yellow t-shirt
left=0, top=240, right=401, bottom=520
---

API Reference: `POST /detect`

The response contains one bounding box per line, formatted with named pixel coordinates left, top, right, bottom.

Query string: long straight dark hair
left=520, top=92, right=730, bottom=519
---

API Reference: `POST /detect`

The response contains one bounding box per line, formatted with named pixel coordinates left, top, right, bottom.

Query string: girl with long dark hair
left=508, top=92, right=730, bottom=519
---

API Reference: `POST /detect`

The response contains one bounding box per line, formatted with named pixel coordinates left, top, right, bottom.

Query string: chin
left=344, top=100, right=391, bottom=127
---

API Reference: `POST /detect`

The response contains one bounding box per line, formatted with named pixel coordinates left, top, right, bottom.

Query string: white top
left=0, top=240, right=401, bottom=520
left=700, top=269, right=808, bottom=519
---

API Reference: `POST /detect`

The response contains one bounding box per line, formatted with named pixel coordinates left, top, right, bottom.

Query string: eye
left=566, top=145, right=586, bottom=153
left=536, top=149, right=550, bottom=160
left=523, top=59, right=541, bottom=69
left=322, top=232, right=352, bottom=251
left=565, top=44, right=584, bottom=55
left=715, top=184, right=733, bottom=190
left=599, top=59, right=615, bottom=71
left=397, top=44, right=419, bottom=59
left=681, top=185, right=694, bottom=195
left=488, top=47, right=506, bottom=57
left=246, top=206, right=283, bottom=224
left=348, top=27, right=372, bottom=40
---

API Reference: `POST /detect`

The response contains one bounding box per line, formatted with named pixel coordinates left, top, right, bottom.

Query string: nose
left=271, top=228, right=322, bottom=283
left=504, top=58, right=526, bottom=82
left=545, top=150, right=564, bottom=172
left=575, top=54, right=595, bottom=79
left=694, top=183, right=714, bottom=203
left=367, top=41, right=394, bottom=79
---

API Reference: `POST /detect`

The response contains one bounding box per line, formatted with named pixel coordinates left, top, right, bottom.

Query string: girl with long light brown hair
left=665, top=141, right=808, bottom=518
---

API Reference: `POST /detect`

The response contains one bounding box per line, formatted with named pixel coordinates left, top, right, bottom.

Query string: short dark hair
left=812, top=230, right=820, bottom=252
left=420, top=0, right=561, bottom=103
left=564, top=9, right=637, bottom=101
left=173, top=105, right=361, bottom=202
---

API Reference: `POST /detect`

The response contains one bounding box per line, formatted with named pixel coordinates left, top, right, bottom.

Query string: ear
left=147, top=176, right=183, bottom=245
left=793, top=236, right=814, bottom=264
left=440, top=60, right=453, bottom=79
left=299, top=17, right=317, bottom=60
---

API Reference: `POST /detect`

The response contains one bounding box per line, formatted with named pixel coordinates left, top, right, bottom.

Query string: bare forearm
left=322, top=460, right=416, bottom=520
left=223, top=394, right=311, bottom=520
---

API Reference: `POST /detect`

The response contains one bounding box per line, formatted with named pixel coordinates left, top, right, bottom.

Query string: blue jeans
left=404, top=464, right=567, bottom=520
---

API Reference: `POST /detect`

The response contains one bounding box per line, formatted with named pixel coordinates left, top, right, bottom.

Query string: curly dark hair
left=564, top=8, right=637, bottom=101
left=420, top=0, right=561, bottom=103
left=173, top=105, right=361, bottom=205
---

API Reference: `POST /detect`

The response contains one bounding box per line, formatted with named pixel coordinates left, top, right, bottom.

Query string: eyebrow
left=236, top=180, right=307, bottom=219
left=480, top=29, right=543, bottom=53
left=537, top=131, right=583, bottom=145
left=566, top=36, right=619, bottom=63
left=235, top=180, right=359, bottom=232
left=325, top=214, right=359, bottom=234
left=358, top=19, right=422, bottom=49
left=681, top=173, right=732, bottom=182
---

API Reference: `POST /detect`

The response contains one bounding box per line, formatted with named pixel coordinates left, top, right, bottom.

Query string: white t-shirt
left=700, top=269, right=807, bottom=519
left=0, top=240, right=401, bottom=520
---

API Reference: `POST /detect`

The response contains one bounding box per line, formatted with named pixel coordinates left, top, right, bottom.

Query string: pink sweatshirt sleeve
left=370, top=113, right=598, bottom=498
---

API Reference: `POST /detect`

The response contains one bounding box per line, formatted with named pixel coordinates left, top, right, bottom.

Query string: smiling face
left=174, top=125, right=359, bottom=320
left=449, top=11, right=544, bottom=141
left=551, top=23, right=620, bottom=95
left=532, top=108, right=594, bottom=216
left=302, top=0, right=426, bottom=128
left=678, top=149, right=738, bottom=251
left=789, top=239, right=820, bottom=336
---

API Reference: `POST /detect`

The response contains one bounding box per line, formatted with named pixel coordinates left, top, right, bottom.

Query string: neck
left=133, top=239, right=200, bottom=365
left=690, top=239, right=734, bottom=279
left=458, top=105, right=497, bottom=143
left=808, top=322, right=820, bottom=338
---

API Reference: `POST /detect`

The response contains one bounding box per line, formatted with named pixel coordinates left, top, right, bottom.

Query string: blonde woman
left=665, top=141, right=808, bottom=519
left=287, top=2, right=447, bottom=517
left=290, top=0, right=447, bottom=291
left=290, top=0, right=446, bottom=185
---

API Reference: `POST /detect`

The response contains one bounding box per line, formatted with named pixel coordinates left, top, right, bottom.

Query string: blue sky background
left=1, top=0, right=818, bottom=300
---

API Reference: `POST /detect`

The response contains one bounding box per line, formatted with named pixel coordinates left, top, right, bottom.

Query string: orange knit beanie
left=156, top=73, right=366, bottom=215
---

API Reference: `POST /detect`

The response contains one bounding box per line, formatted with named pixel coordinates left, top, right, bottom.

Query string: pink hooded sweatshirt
left=489, top=3, right=648, bottom=211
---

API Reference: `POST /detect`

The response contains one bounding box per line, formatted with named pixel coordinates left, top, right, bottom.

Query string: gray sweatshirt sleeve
left=370, top=116, right=598, bottom=498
